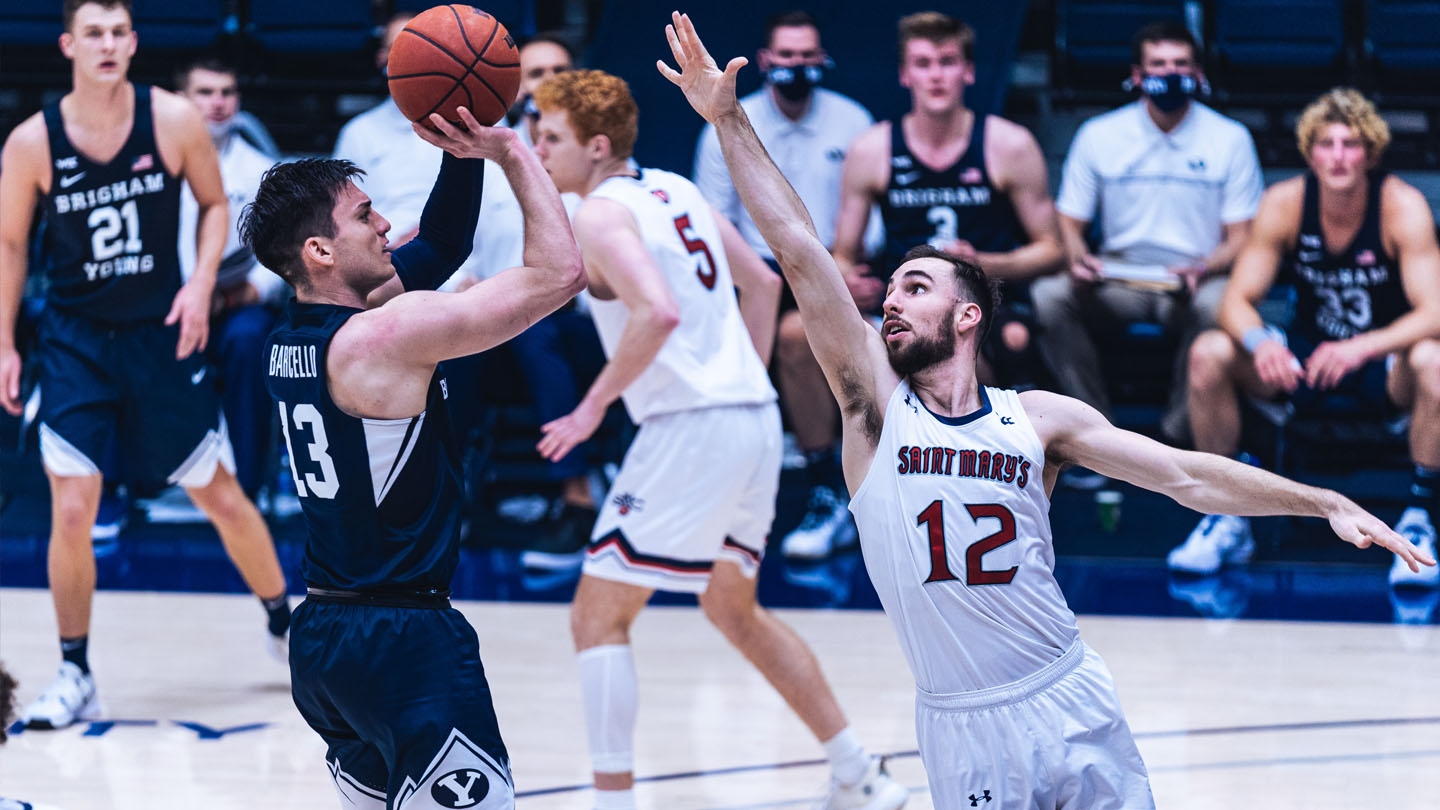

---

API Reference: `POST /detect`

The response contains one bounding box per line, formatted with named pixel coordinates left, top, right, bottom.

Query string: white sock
left=578, top=644, right=638, bottom=775
left=822, top=726, right=871, bottom=787
left=593, top=788, right=637, bottom=810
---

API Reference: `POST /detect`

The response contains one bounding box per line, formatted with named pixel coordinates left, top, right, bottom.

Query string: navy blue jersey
left=41, top=84, right=184, bottom=324
left=265, top=303, right=464, bottom=592
left=877, top=114, right=1023, bottom=278
left=1283, top=171, right=1408, bottom=342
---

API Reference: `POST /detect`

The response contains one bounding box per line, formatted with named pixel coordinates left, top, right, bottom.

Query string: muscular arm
left=163, top=92, right=228, bottom=293
left=1217, top=181, right=1299, bottom=341
left=571, top=199, right=680, bottom=414
left=831, top=123, right=887, bottom=275
left=715, top=209, right=779, bottom=366
left=0, top=116, right=45, bottom=414
left=1022, top=389, right=1433, bottom=570
left=1353, top=180, right=1440, bottom=359
left=386, top=151, right=484, bottom=296
left=975, top=121, right=1063, bottom=281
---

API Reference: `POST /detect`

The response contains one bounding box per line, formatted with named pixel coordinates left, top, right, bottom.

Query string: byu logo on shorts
left=430, top=768, right=489, bottom=808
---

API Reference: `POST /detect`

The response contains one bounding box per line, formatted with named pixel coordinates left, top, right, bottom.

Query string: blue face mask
left=1140, top=72, right=1203, bottom=113
left=766, top=64, right=824, bottom=102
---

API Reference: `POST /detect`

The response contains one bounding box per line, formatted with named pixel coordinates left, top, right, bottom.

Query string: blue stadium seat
left=1364, top=1, right=1440, bottom=99
left=131, top=0, right=230, bottom=50
left=1053, top=0, right=1194, bottom=103
left=1210, top=0, right=1353, bottom=102
left=394, top=0, right=535, bottom=39
left=0, top=0, right=59, bottom=46
left=246, top=0, right=375, bottom=53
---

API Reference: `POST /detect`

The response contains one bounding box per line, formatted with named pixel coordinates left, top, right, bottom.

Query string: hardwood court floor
left=1, top=587, right=1438, bottom=809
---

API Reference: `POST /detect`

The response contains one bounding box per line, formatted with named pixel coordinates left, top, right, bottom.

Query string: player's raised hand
left=657, top=11, right=746, bottom=124
left=413, top=106, right=520, bottom=162
left=1326, top=495, right=1436, bottom=573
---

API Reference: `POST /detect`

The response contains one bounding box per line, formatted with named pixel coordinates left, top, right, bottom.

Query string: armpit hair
left=837, top=368, right=883, bottom=443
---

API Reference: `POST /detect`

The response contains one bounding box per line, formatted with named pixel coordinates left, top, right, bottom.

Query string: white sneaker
left=20, top=662, right=100, bottom=730
left=1388, top=507, right=1440, bottom=588
left=267, top=630, right=289, bottom=664
left=1166, top=515, right=1254, bottom=574
left=783, top=486, right=858, bottom=560
left=821, top=757, right=907, bottom=810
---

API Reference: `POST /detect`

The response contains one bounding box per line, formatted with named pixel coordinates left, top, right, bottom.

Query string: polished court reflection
left=2, top=588, right=1437, bottom=810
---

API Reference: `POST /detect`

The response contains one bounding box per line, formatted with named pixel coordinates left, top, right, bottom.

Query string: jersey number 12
left=916, top=500, right=1017, bottom=585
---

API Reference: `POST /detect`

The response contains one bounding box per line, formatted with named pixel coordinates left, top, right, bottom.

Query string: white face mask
left=206, top=116, right=239, bottom=141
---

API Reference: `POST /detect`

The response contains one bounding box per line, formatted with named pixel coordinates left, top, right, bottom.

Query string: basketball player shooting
left=659, top=12, right=1434, bottom=809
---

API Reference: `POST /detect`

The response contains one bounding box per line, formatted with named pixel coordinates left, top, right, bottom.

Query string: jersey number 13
left=277, top=401, right=340, bottom=499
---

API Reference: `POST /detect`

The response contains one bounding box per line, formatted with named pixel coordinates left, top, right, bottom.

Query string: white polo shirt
left=694, top=86, right=881, bottom=259
left=179, top=132, right=284, bottom=303
left=1057, top=100, right=1262, bottom=266
left=333, top=97, right=444, bottom=236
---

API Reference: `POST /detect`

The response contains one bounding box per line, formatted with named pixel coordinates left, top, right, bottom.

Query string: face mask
left=766, top=64, right=824, bottom=102
left=506, top=95, right=538, bottom=128
left=1139, top=72, right=1202, bottom=114
left=206, top=116, right=238, bottom=141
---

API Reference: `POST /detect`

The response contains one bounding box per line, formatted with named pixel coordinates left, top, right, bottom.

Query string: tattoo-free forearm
left=0, top=239, right=27, bottom=349
left=1161, top=450, right=1338, bottom=519
left=711, top=111, right=822, bottom=269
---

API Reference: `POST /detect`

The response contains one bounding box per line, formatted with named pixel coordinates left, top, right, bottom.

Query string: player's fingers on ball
left=455, top=106, right=481, bottom=130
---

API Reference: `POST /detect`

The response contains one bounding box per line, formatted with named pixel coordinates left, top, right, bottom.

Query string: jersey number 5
left=277, top=401, right=340, bottom=499
left=673, top=214, right=717, bottom=290
left=916, top=500, right=1017, bottom=585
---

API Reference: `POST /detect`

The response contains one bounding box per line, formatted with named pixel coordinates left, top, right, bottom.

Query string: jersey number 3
left=916, top=500, right=1017, bottom=585
left=277, top=401, right=340, bottom=499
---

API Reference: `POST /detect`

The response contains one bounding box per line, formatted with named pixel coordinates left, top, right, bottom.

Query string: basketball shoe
left=1388, top=507, right=1439, bottom=588
left=821, top=757, right=907, bottom=810
left=1167, top=514, right=1254, bottom=575
left=783, top=485, right=857, bottom=560
left=19, top=662, right=100, bottom=730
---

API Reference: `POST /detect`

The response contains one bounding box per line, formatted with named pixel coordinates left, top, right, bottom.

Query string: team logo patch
left=650, top=188, right=669, bottom=204
left=431, top=768, right=490, bottom=807
left=131, top=153, right=154, bottom=172
left=612, top=492, right=644, bottom=516
left=960, top=167, right=983, bottom=184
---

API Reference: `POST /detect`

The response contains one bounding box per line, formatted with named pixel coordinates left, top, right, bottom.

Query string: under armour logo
left=969, top=790, right=993, bottom=805
left=904, top=394, right=918, bottom=413
left=1000, top=416, right=1014, bottom=425
left=431, top=768, right=489, bottom=807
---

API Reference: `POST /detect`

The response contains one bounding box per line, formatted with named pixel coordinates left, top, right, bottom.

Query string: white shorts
left=584, top=403, right=780, bottom=593
left=915, top=641, right=1154, bottom=810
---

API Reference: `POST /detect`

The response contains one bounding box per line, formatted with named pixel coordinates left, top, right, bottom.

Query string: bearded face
left=885, top=299, right=958, bottom=377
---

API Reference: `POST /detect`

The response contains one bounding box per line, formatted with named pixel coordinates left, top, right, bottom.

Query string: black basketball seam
left=396, top=12, right=512, bottom=122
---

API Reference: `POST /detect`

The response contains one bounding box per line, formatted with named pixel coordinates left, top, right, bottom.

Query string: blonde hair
left=533, top=69, right=638, bottom=159
left=897, top=12, right=974, bottom=65
left=1295, top=88, right=1391, bottom=163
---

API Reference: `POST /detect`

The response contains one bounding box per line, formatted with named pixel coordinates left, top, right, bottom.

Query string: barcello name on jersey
left=896, top=444, right=1033, bottom=490
left=269, top=344, right=320, bottom=379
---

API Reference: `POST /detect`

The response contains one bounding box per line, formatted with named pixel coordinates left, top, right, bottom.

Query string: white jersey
left=849, top=383, right=1079, bottom=695
left=587, top=169, right=775, bottom=422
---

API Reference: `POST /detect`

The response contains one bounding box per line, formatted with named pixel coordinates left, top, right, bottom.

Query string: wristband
left=1241, top=325, right=1278, bottom=354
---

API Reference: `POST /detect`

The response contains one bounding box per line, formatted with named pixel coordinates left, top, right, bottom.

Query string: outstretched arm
left=658, top=11, right=891, bottom=424
left=1022, top=389, right=1435, bottom=572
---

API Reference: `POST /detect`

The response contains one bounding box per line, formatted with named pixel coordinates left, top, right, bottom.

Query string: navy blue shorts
left=35, top=308, right=229, bottom=492
left=289, top=599, right=514, bottom=809
left=1285, top=331, right=1399, bottom=419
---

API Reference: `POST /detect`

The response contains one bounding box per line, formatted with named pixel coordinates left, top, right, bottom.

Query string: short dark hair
left=240, top=158, right=365, bottom=292
left=63, top=0, right=131, bottom=32
left=174, top=57, right=237, bottom=93
left=900, top=244, right=1000, bottom=347
left=1131, top=20, right=1200, bottom=67
left=0, top=662, right=17, bottom=744
left=520, top=30, right=576, bottom=63
left=765, top=10, right=820, bottom=46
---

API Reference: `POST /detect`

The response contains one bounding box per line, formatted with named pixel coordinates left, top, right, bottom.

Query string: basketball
left=386, top=5, right=521, bottom=128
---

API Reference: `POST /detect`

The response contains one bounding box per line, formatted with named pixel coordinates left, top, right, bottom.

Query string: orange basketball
left=386, top=5, right=521, bottom=127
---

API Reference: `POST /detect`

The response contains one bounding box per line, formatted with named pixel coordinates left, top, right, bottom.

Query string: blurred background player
left=0, top=0, right=288, bottom=731
left=1176, top=88, right=1440, bottom=583
left=531, top=69, right=906, bottom=810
